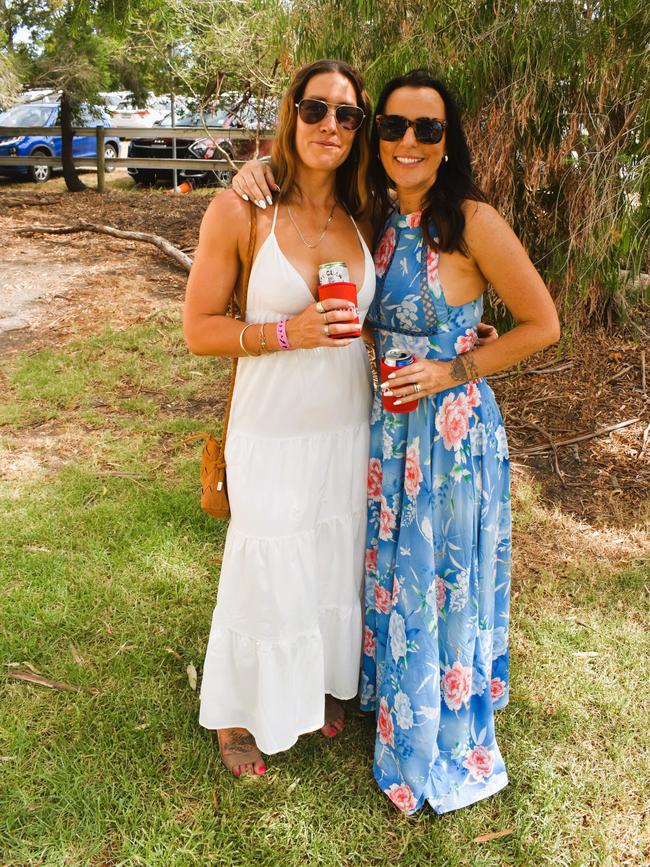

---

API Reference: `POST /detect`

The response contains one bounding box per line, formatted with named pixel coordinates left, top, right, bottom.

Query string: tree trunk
left=60, top=90, right=87, bottom=193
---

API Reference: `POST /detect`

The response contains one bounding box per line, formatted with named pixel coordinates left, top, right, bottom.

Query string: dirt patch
left=1, top=186, right=648, bottom=534
left=492, top=333, right=650, bottom=529
left=0, top=187, right=209, bottom=354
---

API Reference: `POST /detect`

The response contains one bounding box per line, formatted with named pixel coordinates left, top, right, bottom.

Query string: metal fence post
left=96, top=125, right=105, bottom=193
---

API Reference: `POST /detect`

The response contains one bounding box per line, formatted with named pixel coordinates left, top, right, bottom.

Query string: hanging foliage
left=286, top=0, right=649, bottom=328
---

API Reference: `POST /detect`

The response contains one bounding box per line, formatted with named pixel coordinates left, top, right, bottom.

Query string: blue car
left=0, top=102, right=120, bottom=183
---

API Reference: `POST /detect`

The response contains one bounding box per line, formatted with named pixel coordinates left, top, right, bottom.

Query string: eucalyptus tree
left=14, top=0, right=170, bottom=190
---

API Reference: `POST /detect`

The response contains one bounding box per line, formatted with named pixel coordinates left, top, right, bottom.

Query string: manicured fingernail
left=266, top=196, right=273, bottom=205
left=259, top=765, right=266, bottom=774
left=380, top=381, right=390, bottom=390
left=241, top=193, right=249, bottom=201
left=387, top=372, right=396, bottom=380
left=258, top=200, right=266, bottom=209
left=394, top=399, right=402, bottom=406
left=274, top=183, right=281, bottom=191
left=383, top=390, right=393, bottom=397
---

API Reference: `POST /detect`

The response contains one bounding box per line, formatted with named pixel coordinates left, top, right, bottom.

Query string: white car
left=109, top=94, right=172, bottom=129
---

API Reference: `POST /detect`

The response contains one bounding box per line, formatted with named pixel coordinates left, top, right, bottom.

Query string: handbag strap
left=217, top=203, right=257, bottom=460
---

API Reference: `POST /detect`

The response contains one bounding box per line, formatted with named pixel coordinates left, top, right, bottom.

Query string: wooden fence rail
left=0, top=125, right=273, bottom=191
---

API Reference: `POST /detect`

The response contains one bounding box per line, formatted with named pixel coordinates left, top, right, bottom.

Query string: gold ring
left=323, top=323, right=330, bottom=336
left=322, top=311, right=329, bottom=324
left=316, top=301, right=325, bottom=314
left=413, top=383, right=421, bottom=394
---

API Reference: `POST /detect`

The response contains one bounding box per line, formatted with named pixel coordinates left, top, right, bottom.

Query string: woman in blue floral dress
left=358, top=70, right=559, bottom=814
left=231, top=67, right=560, bottom=813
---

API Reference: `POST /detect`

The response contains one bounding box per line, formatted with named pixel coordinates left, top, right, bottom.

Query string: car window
left=0, top=104, right=56, bottom=127
left=156, top=110, right=230, bottom=128
left=79, top=105, right=109, bottom=125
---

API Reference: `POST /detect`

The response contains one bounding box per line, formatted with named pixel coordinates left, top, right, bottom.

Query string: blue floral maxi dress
left=360, top=209, right=511, bottom=815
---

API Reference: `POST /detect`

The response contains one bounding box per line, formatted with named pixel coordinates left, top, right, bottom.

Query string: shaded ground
left=1, top=185, right=648, bottom=531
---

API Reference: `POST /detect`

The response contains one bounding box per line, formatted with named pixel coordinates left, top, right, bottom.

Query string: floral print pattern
left=362, top=208, right=511, bottom=815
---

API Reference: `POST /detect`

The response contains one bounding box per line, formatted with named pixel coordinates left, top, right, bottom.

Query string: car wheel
left=28, top=150, right=52, bottom=183
left=104, top=142, right=119, bottom=173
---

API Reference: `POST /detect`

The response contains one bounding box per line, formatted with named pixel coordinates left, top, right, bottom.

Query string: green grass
left=1, top=315, right=648, bottom=866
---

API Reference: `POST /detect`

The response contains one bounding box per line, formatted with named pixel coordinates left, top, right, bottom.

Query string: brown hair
left=271, top=59, right=372, bottom=219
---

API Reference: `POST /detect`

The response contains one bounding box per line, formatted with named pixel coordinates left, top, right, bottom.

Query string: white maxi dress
left=199, top=205, right=376, bottom=754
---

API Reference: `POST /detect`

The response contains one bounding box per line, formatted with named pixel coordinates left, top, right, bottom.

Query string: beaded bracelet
left=276, top=319, right=291, bottom=351
left=258, top=323, right=269, bottom=354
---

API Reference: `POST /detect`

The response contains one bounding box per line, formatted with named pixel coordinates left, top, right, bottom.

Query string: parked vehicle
left=108, top=93, right=171, bottom=129
left=19, top=89, right=61, bottom=104
left=127, top=106, right=273, bottom=188
left=99, top=91, right=130, bottom=111
left=0, top=102, right=120, bottom=183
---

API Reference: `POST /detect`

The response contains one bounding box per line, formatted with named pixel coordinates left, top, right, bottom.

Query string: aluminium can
left=318, top=261, right=349, bottom=285
left=383, top=349, right=414, bottom=368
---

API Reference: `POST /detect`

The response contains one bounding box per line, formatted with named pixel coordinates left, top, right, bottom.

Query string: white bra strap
left=270, top=202, right=280, bottom=233
left=345, top=208, right=363, bottom=243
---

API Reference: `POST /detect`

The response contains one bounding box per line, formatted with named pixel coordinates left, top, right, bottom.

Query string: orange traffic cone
left=166, top=180, right=194, bottom=195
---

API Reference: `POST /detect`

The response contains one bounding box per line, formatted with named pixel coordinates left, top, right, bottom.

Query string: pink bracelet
left=276, top=319, right=291, bottom=351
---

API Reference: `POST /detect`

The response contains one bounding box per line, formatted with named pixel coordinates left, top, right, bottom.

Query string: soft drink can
left=383, top=349, right=414, bottom=369
left=381, top=350, right=418, bottom=414
left=319, top=261, right=349, bottom=285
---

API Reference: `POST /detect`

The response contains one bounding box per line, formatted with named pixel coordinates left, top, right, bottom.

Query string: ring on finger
left=413, top=383, right=421, bottom=395
left=322, top=311, right=329, bottom=324
left=316, top=301, right=325, bottom=314
left=323, top=323, right=330, bottom=336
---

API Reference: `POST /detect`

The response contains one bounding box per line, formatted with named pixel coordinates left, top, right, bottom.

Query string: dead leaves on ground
left=473, top=828, right=515, bottom=843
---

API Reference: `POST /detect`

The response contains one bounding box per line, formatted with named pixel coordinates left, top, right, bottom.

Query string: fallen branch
left=525, top=421, right=566, bottom=487
left=17, top=220, right=192, bottom=273
left=511, top=417, right=641, bottom=457
left=489, top=359, right=573, bottom=381
left=606, top=363, right=634, bottom=384
left=3, top=195, right=59, bottom=208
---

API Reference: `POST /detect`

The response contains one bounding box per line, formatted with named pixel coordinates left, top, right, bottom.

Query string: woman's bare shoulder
left=199, top=189, right=271, bottom=250
left=463, top=200, right=514, bottom=229
left=201, top=189, right=252, bottom=227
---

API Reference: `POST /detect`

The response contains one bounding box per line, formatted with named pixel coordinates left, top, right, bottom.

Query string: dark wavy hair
left=271, top=59, right=372, bottom=219
left=369, top=69, right=488, bottom=255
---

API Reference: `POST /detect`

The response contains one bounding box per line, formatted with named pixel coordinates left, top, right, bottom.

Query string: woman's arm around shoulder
left=183, top=190, right=252, bottom=356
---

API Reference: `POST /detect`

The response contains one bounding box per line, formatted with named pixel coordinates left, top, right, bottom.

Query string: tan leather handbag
left=196, top=204, right=257, bottom=519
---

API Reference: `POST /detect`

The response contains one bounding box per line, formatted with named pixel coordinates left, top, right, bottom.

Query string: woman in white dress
left=183, top=60, right=376, bottom=777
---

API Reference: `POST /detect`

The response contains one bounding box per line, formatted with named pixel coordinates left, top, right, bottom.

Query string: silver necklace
left=286, top=201, right=336, bottom=249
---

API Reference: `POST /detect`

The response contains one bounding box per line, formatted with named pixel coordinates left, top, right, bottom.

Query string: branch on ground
left=511, top=417, right=641, bottom=458
left=3, top=196, right=60, bottom=208
left=17, top=221, right=193, bottom=273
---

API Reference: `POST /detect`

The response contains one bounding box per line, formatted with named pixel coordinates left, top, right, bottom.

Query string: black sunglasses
left=296, top=98, right=365, bottom=132
left=376, top=114, right=447, bottom=144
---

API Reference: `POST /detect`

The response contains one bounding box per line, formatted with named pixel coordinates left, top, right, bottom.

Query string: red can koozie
left=317, top=281, right=361, bottom=339
left=380, top=357, right=418, bottom=414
